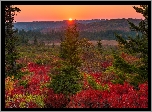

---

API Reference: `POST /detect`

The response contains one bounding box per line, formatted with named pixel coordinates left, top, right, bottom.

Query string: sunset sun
left=69, top=18, right=72, bottom=21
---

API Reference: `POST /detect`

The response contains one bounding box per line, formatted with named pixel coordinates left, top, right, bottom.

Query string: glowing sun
left=69, top=18, right=72, bottom=21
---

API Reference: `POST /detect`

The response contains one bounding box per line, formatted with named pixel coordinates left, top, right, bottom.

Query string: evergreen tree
left=60, top=24, right=82, bottom=68
left=33, top=35, right=38, bottom=45
left=5, top=5, right=21, bottom=78
left=52, top=42, right=55, bottom=48
left=113, top=5, right=148, bottom=86
left=97, top=39, right=103, bottom=54
left=50, top=24, right=83, bottom=96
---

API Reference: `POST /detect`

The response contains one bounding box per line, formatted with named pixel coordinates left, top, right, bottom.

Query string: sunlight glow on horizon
left=69, top=18, right=73, bottom=21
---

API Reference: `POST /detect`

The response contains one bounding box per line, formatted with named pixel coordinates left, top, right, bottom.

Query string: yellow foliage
left=5, top=76, right=15, bottom=93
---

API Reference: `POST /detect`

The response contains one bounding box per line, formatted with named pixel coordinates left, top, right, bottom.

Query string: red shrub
left=5, top=62, right=148, bottom=108
left=5, top=63, right=51, bottom=108
left=28, top=101, right=39, bottom=108
left=67, top=89, right=106, bottom=108
left=44, top=89, right=68, bottom=108
left=67, top=82, right=148, bottom=108
left=101, top=61, right=112, bottom=69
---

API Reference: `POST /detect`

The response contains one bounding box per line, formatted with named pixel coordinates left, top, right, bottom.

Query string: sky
left=14, top=5, right=144, bottom=22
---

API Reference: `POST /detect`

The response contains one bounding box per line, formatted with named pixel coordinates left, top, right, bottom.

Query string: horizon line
left=15, top=18, right=143, bottom=23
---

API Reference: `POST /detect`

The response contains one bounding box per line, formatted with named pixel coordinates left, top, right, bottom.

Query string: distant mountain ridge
left=14, top=18, right=142, bottom=33
left=15, top=18, right=142, bottom=42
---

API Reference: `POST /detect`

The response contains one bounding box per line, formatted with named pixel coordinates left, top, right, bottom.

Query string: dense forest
left=14, top=18, right=142, bottom=44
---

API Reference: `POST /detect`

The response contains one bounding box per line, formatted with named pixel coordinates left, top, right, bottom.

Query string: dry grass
left=45, top=40, right=119, bottom=46
left=88, top=40, right=118, bottom=46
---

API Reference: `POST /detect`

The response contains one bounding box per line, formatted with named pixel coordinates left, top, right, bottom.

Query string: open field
left=5, top=42, right=148, bottom=108
left=89, top=40, right=119, bottom=46
left=45, top=40, right=119, bottom=46
left=5, top=44, right=148, bottom=108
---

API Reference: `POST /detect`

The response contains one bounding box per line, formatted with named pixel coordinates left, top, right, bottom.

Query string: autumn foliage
left=5, top=62, right=148, bottom=108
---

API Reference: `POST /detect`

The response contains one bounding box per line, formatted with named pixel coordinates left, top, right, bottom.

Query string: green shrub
left=104, top=64, right=144, bottom=88
left=87, top=75, right=109, bottom=91
left=35, top=58, right=44, bottom=65
left=97, top=39, right=103, bottom=54
left=19, top=79, right=29, bottom=88
left=50, top=65, right=83, bottom=96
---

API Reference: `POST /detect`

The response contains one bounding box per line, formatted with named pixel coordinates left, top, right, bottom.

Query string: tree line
left=15, top=28, right=140, bottom=45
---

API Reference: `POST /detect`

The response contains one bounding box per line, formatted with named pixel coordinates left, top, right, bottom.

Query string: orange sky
left=14, top=5, right=144, bottom=22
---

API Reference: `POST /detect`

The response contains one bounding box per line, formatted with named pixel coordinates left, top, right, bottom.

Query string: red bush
left=101, top=61, right=112, bottom=69
left=67, top=89, right=106, bottom=108
left=44, top=89, right=68, bottom=108
left=67, top=82, right=148, bottom=108
left=5, top=63, right=51, bottom=108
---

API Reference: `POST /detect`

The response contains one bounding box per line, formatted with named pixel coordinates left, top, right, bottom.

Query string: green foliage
left=52, top=42, right=55, bottom=48
left=107, top=53, right=147, bottom=87
left=15, top=71, right=26, bottom=80
left=33, top=36, right=38, bottom=45
left=111, top=53, right=146, bottom=87
left=50, top=24, right=84, bottom=96
left=6, top=94, right=45, bottom=108
left=105, top=65, right=128, bottom=85
left=19, top=79, right=28, bottom=88
left=60, top=24, right=82, bottom=68
left=114, top=5, right=148, bottom=86
left=34, top=58, right=45, bottom=65
left=29, top=95, right=45, bottom=108
left=16, top=31, right=29, bottom=45
left=87, top=75, right=99, bottom=89
left=50, top=65, right=83, bottom=95
left=5, top=5, right=21, bottom=78
left=97, top=39, right=103, bottom=54
left=87, top=75, right=109, bottom=91
left=113, top=53, right=138, bottom=74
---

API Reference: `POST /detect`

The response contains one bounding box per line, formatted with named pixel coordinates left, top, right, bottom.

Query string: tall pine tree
left=50, top=24, right=83, bottom=96
left=113, top=5, right=148, bottom=86
left=60, top=24, right=82, bottom=68
left=5, top=5, right=21, bottom=78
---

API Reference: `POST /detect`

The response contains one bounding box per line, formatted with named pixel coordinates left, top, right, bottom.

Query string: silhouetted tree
left=5, top=5, right=21, bottom=76
left=5, top=5, right=21, bottom=77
